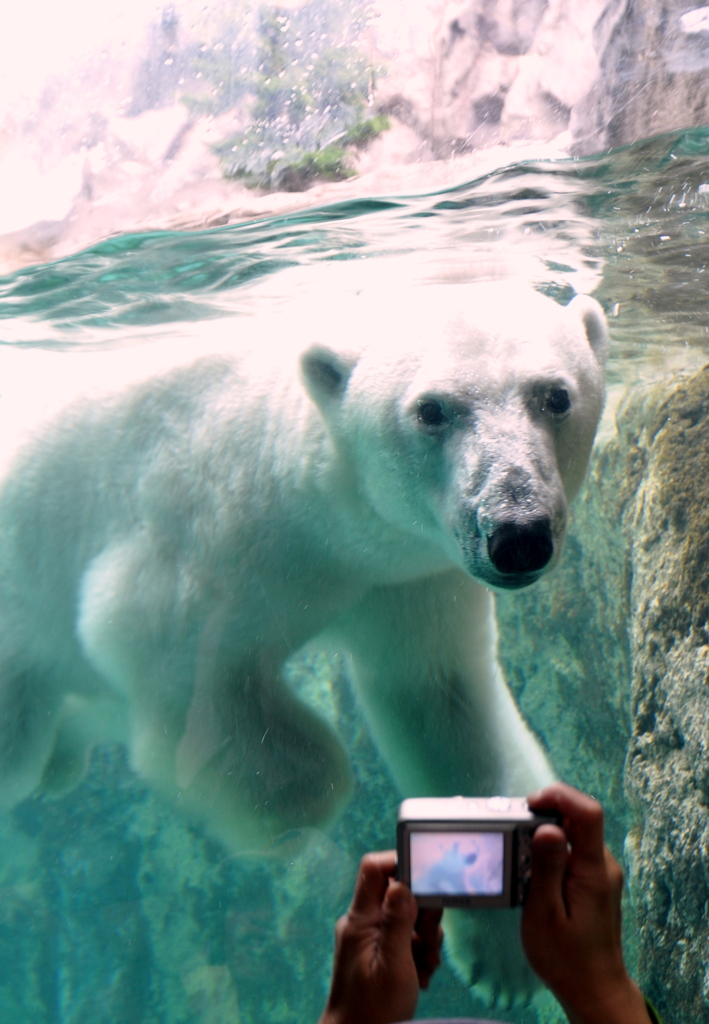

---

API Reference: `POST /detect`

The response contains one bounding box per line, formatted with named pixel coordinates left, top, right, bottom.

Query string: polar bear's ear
left=567, top=294, right=609, bottom=363
left=300, top=345, right=357, bottom=405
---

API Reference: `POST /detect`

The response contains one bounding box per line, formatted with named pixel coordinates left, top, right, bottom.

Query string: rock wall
left=372, top=0, right=608, bottom=155
left=572, top=0, right=709, bottom=153
left=372, top=0, right=709, bottom=156
left=621, top=366, right=709, bottom=1023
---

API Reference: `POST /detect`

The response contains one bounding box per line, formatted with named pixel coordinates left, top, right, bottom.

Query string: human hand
left=318, top=850, right=443, bottom=1024
left=522, top=783, right=651, bottom=1024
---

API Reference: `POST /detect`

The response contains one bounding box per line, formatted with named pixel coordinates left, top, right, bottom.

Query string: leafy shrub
left=184, top=0, right=387, bottom=189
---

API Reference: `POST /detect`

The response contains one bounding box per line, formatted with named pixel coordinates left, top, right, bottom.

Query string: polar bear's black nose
left=487, top=519, right=553, bottom=575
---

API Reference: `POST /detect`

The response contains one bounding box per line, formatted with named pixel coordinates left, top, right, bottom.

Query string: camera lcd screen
left=409, top=830, right=505, bottom=897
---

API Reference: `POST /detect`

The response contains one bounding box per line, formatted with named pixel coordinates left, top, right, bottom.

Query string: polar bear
left=0, top=281, right=606, bottom=857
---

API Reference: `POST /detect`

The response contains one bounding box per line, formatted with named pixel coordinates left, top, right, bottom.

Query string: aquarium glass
left=1, top=2, right=709, bottom=1023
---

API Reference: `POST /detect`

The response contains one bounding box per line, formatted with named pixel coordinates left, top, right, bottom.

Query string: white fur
left=0, top=282, right=607, bottom=854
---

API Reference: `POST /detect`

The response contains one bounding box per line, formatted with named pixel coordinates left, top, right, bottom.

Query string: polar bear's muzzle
left=487, top=517, right=554, bottom=576
left=457, top=459, right=562, bottom=587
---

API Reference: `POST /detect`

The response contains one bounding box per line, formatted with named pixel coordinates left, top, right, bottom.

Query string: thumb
left=378, top=880, right=418, bottom=961
left=526, top=825, right=569, bottom=917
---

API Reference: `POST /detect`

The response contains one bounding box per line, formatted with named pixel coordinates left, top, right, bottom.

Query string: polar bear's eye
left=545, top=388, right=571, bottom=416
left=417, top=400, right=447, bottom=427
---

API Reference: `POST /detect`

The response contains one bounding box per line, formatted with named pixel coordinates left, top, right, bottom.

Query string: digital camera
left=397, top=796, right=562, bottom=908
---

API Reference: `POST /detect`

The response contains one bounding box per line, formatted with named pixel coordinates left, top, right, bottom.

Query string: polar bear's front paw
left=443, top=906, right=541, bottom=1012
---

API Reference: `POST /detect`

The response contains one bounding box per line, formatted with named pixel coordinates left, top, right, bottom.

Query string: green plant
left=185, top=0, right=388, bottom=190
left=214, top=114, right=389, bottom=190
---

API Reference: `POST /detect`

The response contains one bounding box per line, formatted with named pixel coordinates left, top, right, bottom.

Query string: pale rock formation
left=371, top=0, right=606, bottom=153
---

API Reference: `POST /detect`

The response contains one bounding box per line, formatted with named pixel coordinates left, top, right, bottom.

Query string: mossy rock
left=619, top=364, right=709, bottom=1024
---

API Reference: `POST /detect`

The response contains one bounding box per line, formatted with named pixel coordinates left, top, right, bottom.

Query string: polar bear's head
left=301, top=283, right=608, bottom=590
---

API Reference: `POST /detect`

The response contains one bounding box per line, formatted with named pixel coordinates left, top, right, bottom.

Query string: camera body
left=397, top=796, right=561, bottom=908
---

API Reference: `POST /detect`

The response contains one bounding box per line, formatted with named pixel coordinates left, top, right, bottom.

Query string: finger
left=334, top=911, right=349, bottom=946
left=349, top=851, right=397, bottom=918
left=415, top=950, right=441, bottom=989
left=524, top=823, right=569, bottom=920
left=527, top=782, right=605, bottom=864
left=415, top=906, right=443, bottom=946
left=605, top=847, right=624, bottom=897
left=413, top=912, right=443, bottom=987
left=378, top=879, right=418, bottom=962
left=605, top=846, right=625, bottom=940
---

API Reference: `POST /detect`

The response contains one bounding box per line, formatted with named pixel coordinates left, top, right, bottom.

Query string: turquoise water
left=3, top=126, right=709, bottom=352
left=0, top=127, right=709, bottom=1023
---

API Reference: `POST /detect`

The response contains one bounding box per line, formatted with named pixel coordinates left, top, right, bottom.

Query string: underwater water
left=1, top=126, right=709, bottom=1024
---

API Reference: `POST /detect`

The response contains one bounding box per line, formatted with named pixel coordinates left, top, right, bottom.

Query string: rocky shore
left=4, top=0, right=709, bottom=273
